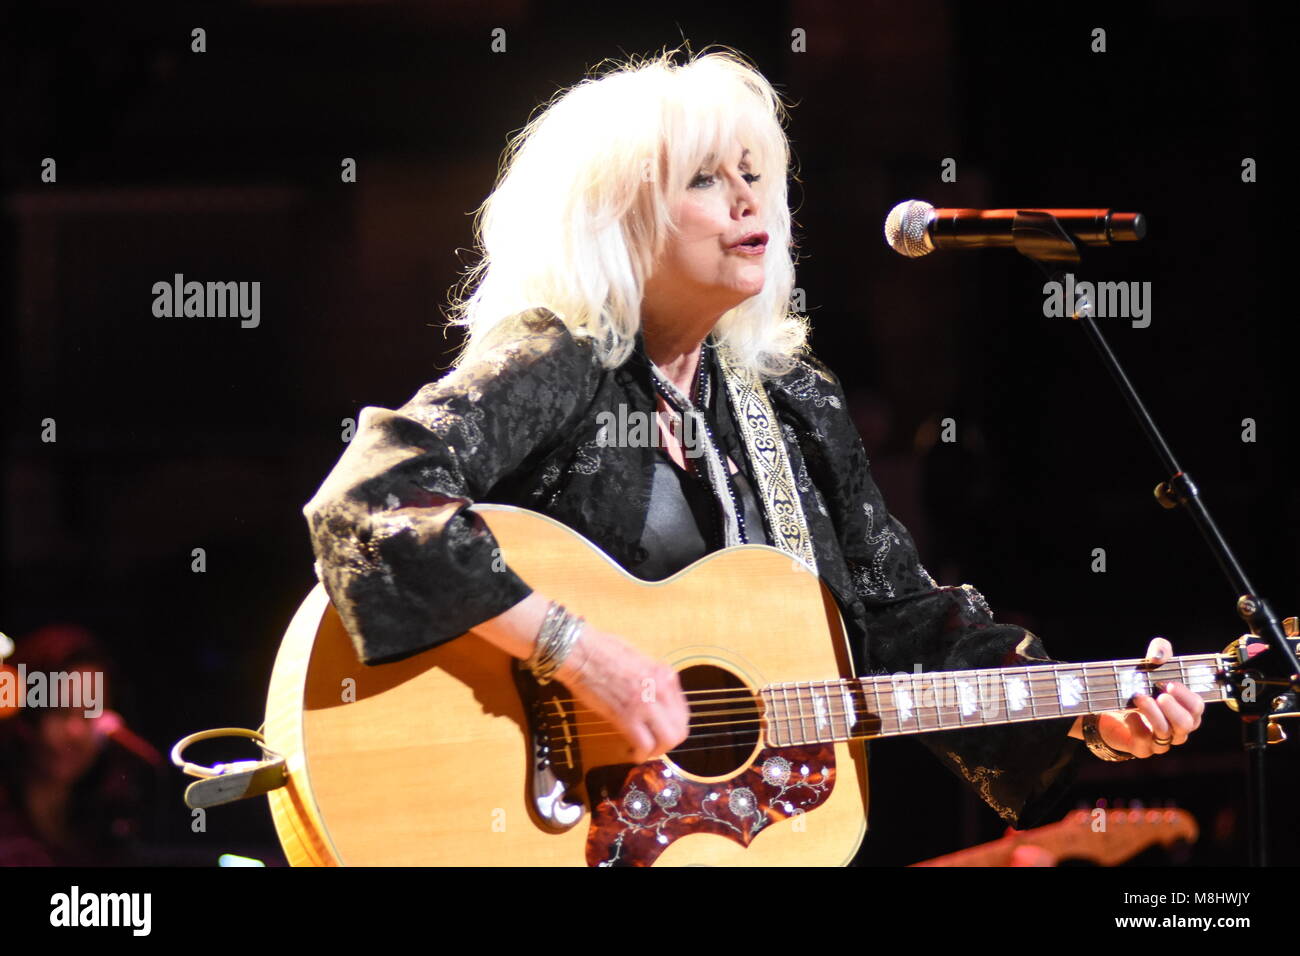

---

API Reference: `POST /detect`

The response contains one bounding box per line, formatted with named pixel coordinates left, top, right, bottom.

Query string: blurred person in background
left=0, top=624, right=160, bottom=865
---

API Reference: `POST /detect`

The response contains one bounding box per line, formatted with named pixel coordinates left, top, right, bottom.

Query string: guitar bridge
left=512, top=662, right=586, bottom=833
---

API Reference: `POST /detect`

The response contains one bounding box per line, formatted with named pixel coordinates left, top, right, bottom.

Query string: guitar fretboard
left=760, top=654, right=1228, bottom=747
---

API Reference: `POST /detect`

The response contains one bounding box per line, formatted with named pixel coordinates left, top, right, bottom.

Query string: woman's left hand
left=1095, top=637, right=1206, bottom=758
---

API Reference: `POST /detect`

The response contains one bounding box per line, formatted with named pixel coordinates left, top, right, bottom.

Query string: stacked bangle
left=1082, top=713, right=1134, bottom=762
left=524, top=601, right=585, bottom=685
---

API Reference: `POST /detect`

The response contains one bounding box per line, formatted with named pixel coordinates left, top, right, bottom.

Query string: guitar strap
left=717, top=347, right=819, bottom=575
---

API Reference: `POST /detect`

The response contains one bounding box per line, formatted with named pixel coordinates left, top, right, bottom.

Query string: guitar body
left=265, top=504, right=869, bottom=866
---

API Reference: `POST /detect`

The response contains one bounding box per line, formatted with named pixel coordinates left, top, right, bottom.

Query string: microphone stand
left=1010, top=210, right=1298, bottom=867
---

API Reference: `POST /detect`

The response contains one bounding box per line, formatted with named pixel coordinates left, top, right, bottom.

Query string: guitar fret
left=794, top=682, right=808, bottom=745
left=891, top=673, right=911, bottom=735
left=865, top=678, right=877, bottom=738
left=784, top=683, right=799, bottom=746
left=928, top=670, right=942, bottom=732
left=839, top=681, right=857, bottom=741
left=1055, top=663, right=1085, bottom=718
left=976, top=672, right=991, bottom=724
left=818, top=681, right=839, bottom=742
left=914, top=670, right=930, bottom=732
left=1003, top=670, right=1029, bottom=721
left=791, top=681, right=801, bottom=744
left=1184, top=655, right=1222, bottom=700
left=960, top=673, right=984, bottom=725
left=1124, top=660, right=1142, bottom=707
left=786, top=682, right=797, bottom=744
left=769, top=684, right=780, bottom=747
left=939, top=672, right=961, bottom=728
left=873, top=676, right=883, bottom=738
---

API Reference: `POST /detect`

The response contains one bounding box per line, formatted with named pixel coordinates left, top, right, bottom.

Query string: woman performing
left=300, top=48, right=1204, bottom=854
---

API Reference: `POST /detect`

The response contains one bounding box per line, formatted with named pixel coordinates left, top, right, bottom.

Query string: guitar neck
left=761, top=653, right=1229, bottom=747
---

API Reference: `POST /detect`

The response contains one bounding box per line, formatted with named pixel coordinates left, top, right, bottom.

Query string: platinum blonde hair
left=445, top=46, right=809, bottom=378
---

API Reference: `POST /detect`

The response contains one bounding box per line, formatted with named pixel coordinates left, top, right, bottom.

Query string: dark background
left=2, top=0, right=1290, bottom=867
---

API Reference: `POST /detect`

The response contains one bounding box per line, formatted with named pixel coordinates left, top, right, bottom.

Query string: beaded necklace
left=647, top=341, right=748, bottom=547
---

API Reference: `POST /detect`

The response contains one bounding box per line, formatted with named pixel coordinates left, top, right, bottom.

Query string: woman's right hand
left=555, top=625, right=690, bottom=764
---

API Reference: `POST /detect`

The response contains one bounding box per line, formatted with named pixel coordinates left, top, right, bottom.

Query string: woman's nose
left=734, top=184, right=759, bottom=218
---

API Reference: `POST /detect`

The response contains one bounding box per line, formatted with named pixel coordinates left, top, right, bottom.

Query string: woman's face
left=646, top=143, right=768, bottom=317
left=35, top=709, right=102, bottom=785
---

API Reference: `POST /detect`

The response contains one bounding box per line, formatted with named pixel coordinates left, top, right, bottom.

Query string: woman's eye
left=689, top=171, right=762, bottom=188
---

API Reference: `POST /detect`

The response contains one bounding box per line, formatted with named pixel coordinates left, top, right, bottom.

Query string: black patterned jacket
left=304, top=307, right=1088, bottom=828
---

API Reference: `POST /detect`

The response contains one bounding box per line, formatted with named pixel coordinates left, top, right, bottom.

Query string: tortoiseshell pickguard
left=584, top=745, right=836, bottom=867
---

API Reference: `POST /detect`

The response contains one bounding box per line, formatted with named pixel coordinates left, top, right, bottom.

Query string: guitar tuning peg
left=1266, top=721, right=1287, bottom=745
left=1284, top=616, right=1298, bottom=638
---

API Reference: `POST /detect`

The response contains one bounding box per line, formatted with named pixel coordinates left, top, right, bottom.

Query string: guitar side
left=266, top=503, right=870, bottom=866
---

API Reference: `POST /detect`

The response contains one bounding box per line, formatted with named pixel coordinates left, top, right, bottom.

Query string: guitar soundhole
left=667, top=664, right=760, bottom=778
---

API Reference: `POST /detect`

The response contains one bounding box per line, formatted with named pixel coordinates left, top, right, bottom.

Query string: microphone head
left=884, top=200, right=936, bottom=258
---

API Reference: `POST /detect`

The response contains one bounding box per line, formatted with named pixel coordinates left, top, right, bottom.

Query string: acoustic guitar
left=263, top=504, right=1280, bottom=866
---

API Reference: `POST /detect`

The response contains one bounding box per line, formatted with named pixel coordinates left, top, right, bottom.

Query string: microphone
left=94, top=710, right=165, bottom=766
left=885, top=200, right=1146, bottom=258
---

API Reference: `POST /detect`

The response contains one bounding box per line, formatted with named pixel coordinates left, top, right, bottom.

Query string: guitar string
left=544, top=697, right=1199, bottom=748
left=534, top=660, right=1226, bottom=762
left=540, top=680, right=1224, bottom=749
left=538, top=655, right=1217, bottom=713
left=552, top=674, right=1201, bottom=725
left=540, top=657, right=1220, bottom=726
left=541, top=691, right=1220, bottom=762
left=546, top=679, right=1221, bottom=741
left=539, top=690, right=1225, bottom=767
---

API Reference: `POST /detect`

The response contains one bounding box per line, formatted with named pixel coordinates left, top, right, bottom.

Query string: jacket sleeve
left=785, top=354, right=1088, bottom=829
left=302, top=308, right=600, bottom=666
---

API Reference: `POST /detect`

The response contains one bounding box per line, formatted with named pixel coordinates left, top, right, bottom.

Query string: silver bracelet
left=528, top=603, right=569, bottom=679
left=539, top=614, right=584, bottom=685
left=523, top=602, right=565, bottom=675
left=526, top=601, right=584, bottom=685
left=1082, top=713, right=1134, bottom=762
